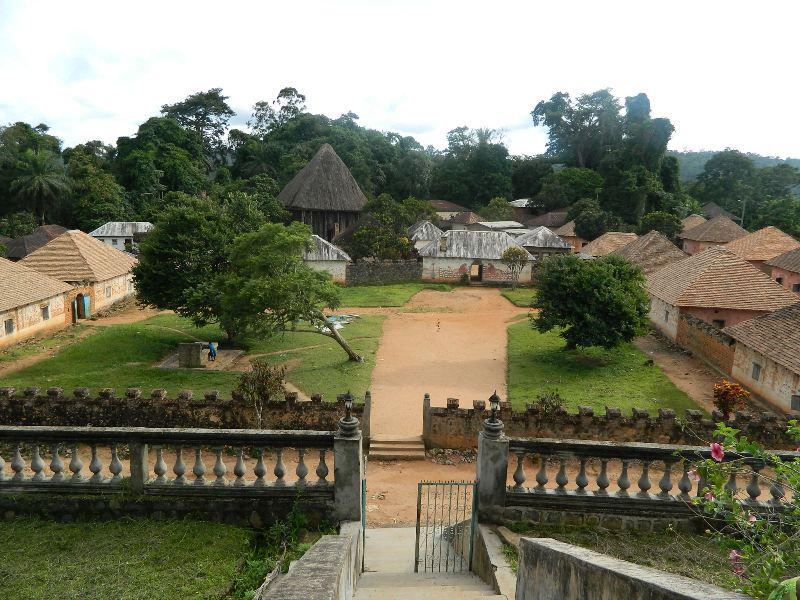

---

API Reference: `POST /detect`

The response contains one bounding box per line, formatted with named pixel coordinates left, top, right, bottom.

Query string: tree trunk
left=316, top=311, right=363, bottom=362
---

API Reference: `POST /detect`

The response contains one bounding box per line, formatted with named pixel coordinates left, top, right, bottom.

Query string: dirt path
left=367, top=288, right=528, bottom=439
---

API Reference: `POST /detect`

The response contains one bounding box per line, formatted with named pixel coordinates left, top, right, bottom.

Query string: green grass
left=0, top=517, right=251, bottom=600
left=337, top=283, right=453, bottom=307
left=2, top=313, right=385, bottom=400
left=506, top=320, right=699, bottom=413
left=500, top=287, right=537, bottom=307
left=504, top=523, right=738, bottom=591
left=0, top=325, right=92, bottom=363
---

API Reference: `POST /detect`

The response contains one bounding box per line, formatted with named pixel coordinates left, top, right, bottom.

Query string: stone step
left=369, top=449, right=427, bottom=461
left=369, top=435, right=426, bottom=460
left=355, top=572, right=504, bottom=599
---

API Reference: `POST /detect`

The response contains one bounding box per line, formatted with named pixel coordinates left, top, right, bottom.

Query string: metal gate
left=414, top=480, right=477, bottom=573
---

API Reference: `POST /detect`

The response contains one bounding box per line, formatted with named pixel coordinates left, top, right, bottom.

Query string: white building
left=302, top=234, right=351, bottom=284
left=89, top=222, right=153, bottom=249
left=407, top=221, right=444, bottom=251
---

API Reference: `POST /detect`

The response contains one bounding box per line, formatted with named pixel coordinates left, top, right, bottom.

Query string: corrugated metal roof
left=508, top=199, right=531, bottom=208
left=408, top=221, right=444, bottom=242
left=418, top=230, right=532, bottom=260
left=303, top=235, right=351, bottom=262
left=514, top=226, right=572, bottom=249
left=477, top=221, right=524, bottom=229
left=89, top=222, right=153, bottom=237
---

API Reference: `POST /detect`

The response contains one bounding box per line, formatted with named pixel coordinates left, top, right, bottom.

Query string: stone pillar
left=422, top=393, right=431, bottom=449
left=362, top=391, right=371, bottom=443
left=476, top=412, right=508, bottom=518
left=178, top=342, right=204, bottom=368
left=129, top=442, right=149, bottom=494
left=334, top=404, right=363, bottom=523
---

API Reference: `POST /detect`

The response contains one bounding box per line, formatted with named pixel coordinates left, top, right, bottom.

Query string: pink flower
left=710, top=443, right=725, bottom=462
left=733, top=565, right=747, bottom=578
left=704, top=491, right=716, bottom=501
left=688, top=469, right=701, bottom=482
left=729, top=549, right=742, bottom=562
left=747, top=513, right=757, bottom=523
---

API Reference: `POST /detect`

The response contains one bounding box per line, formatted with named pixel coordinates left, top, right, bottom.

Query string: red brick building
left=552, top=220, right=585, bottom=253
left=724, top=226, right=800, bottom=273
left=678, top=215, right=747, bottom=255
left=766, top=247, right=800, bottom=296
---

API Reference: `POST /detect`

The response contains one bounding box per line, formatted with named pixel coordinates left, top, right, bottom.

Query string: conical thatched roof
left=277, top=144, right=367, bottom=212
left=613, top=231, right=687, bottom=275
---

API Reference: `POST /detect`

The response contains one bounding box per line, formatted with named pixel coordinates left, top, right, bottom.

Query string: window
left=751, top=362, right=762, bottom=381
left=792, top=395, right=800, bottom=411
left=41, top=305, right=50, bottom=321
left=105, top=286, right=112, bottom=298
left=111, top=238, right=118, bottom=245
left=793, top=283, right=800, bottom=293
left=3, top=319, right=13, bottom=335
left=775, top=277, right=783, bottom=284
left=712, top=319, right=726, bottom=328
left=664, top=310, right=670, bottom=322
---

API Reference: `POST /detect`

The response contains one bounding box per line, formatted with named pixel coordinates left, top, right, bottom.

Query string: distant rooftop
left=429, top=199, right=468, bottom=212
left=527, top=210, right=569, bottom=228
left=581, top=232, right=638, bottom=257
left=508, top=199, right=531, bottom=208
left=477, top=221, right=524, bottom=229
left=613, top=231, right=687, bottom=275
left=303, top=234, right=351, bottom=262
left=514, top=226, right=572, bottom=250
left=89, top=222, right=153, bottom=238
left=419, top=230, right=532, bottom=260
left=724, top=226, right=800, bottom=262
left=678, top=215, right=747, bottom=243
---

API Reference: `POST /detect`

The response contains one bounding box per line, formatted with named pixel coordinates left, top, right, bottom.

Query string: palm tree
left=10, top=149, right=69, bottom=223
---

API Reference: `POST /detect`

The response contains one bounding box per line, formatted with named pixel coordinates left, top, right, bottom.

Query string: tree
left=511, top=156, right=553, bottom=201
left=637, top=211, right=683, bottom=239
left=211, top=223, right=362, bottom=361
left=67, top=144, right=129, bottom=230
left=349, top=194, right=413, bottom=260
left=535, top=167, right=603, bottom=211
left=532, top=254, right=649, bottom=349
left=249, top=87, right=307, bottom=136
left=10, top=149, right=69, bottom=223
left=691, top=150, right=756, bottom=220
left=569, top=199, right=621, bottom=241
left=0, top=211, right=37, bottom=237
left=480, top=197, right=514, bottom=221
left=748, top=195, right=800, bottom=238
left=235, top=362, right=286, bottom=428
left=161, top=88, right=234, bottom=167
left=501, top=246, right=529, bottom=290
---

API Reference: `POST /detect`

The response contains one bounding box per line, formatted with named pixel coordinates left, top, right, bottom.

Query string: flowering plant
left=712, top=379, right=750, bottom=421
left=693, top=421, right=800, bottom=598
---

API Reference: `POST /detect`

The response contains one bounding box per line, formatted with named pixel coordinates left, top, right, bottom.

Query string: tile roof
left=646, top=246, right=799, bottom=311
left=526, top=210, right=569, bottom=228
left=89, top=221, right=153, bottom=237
left=678, top=215, right=747, bottom=243
left=19, top=230, right=137, bottom=283
left=702, top=202, right=740, bottom=221
left=449, top=211, right=482, bottom=225
left=581, top=232, right=638, bottom=257
left=612, top=231, right=687, bottom=275
left=515, top=226, right=572, bottom=250
left=408, top=221, right=444, bottom=243
left=724, top=226, right=800, bottom=262
left=0, top=257, right=73, bottom=312
left=419, top=230, right=532, bottom=260
left=303, top=235, right=351, bottom=262
left=681, top=214, right=707, bottom=232
left=724, top=303, right=800, bottom=374
left=766, top=247, right=800, bottom=274
left=553, top=220, right=578, bottom=237
left=429, top=199, right=469, bottom=212
left=4, top=224, right=68, bottom=260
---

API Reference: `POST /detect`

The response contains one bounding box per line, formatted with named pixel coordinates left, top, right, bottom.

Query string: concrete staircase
left=368, top=436, right=426, bottom=461
left=355, top=527, right=506, bottom=600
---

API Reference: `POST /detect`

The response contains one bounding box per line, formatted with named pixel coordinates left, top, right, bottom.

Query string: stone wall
left=0, top=387, right=364, bottom=430
left=675, top=313, right=735, bottom=375
left=423, top=398, right=796, bottom=450
left=345, top=259, right=421, bottom=286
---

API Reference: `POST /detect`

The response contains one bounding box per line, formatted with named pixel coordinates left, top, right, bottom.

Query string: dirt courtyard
left=364, top=288, right=528, bottom=439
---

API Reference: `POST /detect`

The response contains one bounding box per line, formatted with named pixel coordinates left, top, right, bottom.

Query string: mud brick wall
left=0, top=387, right=363, bottom=430
left=345, top=259, right=422, bottom=286
left=423, top=398, right=796, bottom=450
left=676, top=313, right=735, bottom=375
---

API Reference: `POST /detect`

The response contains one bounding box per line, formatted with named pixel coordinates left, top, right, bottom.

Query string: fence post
left=335, top=394, right=363, bottom=523
left=362, top=391, right=371, bottom=443
left=422, top=393, right=431, bottom=449
left=129, top=441, right=149, bottom=494
left=476, top=392, right=508, bottom=518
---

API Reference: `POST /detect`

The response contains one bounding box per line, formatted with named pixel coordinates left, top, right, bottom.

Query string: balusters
left=89, top=445, right=104, bottom=484
left=254, top=449, right=266, bottom=487
left=192, top=446, right=206, bottom=486
left=555, top=456, right=568, bottom=493
left=616, top=460, right=631, bottom=497
left=724, top=469, right=738, bottom=496
left=31, top=445, right=45, bottom=481
left=274, top=448, right=286, bottom=486
left=296, top=448, right=308, bottom=486
left=678, top=461, right=692, bottom=500
left=68, top=444, right=83, bottom=483
left=316, top=450, right=329, bottom=486
left=153, top=446, right=168, bottom=485
left=234, top=449, right=246, bottom=487
left=745, top=465, right=761, bottom=503
left=0, top=451, right=5, bottom=482
left=575, top=458, right=588, bottom=494
left=173, top=446, right=186, bottom=485
left=769, top=475, right=785, bottom=506
left=109, top=444, right=123, bottom=483
left=657, top=460, right=674, bottom=499
left=534, top=454, right=548, bottom=492
left=512, top=451, right=526, bottom=490
left=595, top=459, right=610, bottom=496
left=636, top=460, right=652, bottom=498
left=212, top=448, right=227, bottom=486
left=11, top=445, right=25, bottom=481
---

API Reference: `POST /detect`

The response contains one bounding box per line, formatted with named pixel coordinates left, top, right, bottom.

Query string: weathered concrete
left=334, top=430, right=363, bottom=523
left=178, top=342, right=204, bottom=368
left=472, top=525, right=516, bottom=599
left=476, top=431, right=508, bottom=517
left=515, top=537, right=751, bottom=600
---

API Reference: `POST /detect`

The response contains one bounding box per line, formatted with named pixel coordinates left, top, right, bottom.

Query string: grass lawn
left=2, top=313, right=385, bottom=400
left=0, top=517, right=252, bottom=600
left=503, top=523, right=738, bottom=592
left=500, top=287, right=537, bottom=307
left=0, top=325, right=92, bottom=363
left=506, top=320, right=699, bottom=413
left=337, top=282, right=452, bottom=307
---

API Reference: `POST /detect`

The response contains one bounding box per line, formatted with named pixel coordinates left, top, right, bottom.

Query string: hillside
left=670, top=150, right=800, bottom=182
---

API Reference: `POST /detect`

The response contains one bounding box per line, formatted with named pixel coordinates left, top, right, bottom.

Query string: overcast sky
left=1, top=0, right=798, bottom=157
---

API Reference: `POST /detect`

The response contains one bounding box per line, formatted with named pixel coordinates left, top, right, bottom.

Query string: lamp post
left=483, top=390, right=504, bottom=439
left=337, top=390, right=359, bottom=437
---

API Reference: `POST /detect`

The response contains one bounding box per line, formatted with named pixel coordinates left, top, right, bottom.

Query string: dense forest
left=670, top=150, right=800, bottom=182
left=1, top=87, right=800, bottom=243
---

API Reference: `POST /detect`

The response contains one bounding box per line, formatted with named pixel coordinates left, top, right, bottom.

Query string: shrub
left=235, top=361, right=286, bottom=427
left=713, top=379, right=750, bottom=420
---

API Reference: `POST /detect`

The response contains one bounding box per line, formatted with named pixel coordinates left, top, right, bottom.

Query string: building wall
left=305, top=260, right=347, bottom=284
left=682, top=306, right=766, bottom=329
left=675, top=314, right=735, bottom=375
left=647, top=296, right=678, bottom=339
left=292, top=209, right=360, bottom=242
left=94, top=235, right=133, bottom=249
left=93, top=273, right=135, bottom=311
left=421, top=257, right=532, bottom=283
left=523, top=245, right=571, bottom=261
left=771, top=266, right=800, bottom=295
left=731, top=344, right=800, bottom=413
left=682, top=239, right=715, bottom=255
left=561, top=235, right=585, bottom=253
left=0, top=293, right=68, bottom=349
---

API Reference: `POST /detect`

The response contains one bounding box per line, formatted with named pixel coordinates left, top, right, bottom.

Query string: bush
left=534, top=391, right=564, bottom=413
left=712, top=379, right=750, bottom=420
left=235, top=361, right=286, bottom=427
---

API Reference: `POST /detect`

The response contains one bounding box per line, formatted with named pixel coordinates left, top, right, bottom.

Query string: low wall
left=676, top=314, right=734, bottom=375
left=515, top=537, right=750, bottom=600
left=0, top=387, right=364, bottom=430
left=345, top=259, right=421, bottom=286
left=423, top=398, right=796, bottom=449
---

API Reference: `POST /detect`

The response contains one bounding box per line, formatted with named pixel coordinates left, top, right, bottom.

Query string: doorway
left=469, top=261, right=483, bottom=283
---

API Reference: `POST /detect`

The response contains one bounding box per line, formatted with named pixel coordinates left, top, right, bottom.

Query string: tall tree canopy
left=161, top=88, right=234, bottom=167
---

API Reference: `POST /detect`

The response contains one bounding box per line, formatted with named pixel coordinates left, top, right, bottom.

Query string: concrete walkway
left=355, top=527, right=504, bottom=599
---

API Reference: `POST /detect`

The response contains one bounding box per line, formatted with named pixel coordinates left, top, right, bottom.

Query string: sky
left=1, top=0, right=799, bottom=157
